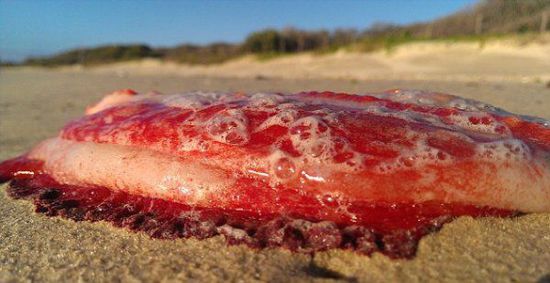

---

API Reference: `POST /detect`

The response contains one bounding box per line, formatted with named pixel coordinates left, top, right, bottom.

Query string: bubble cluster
left=478, top=139, right=531, bottom=161
left=66, top=90, right=549, bottom=181
left=289, top=117, right=329, bottom=153
left=162, top=91, right=223, bottom=110
left=247, top=92, right=286, bottom=108
left=255, top=108, right=298, bottom=132
left=163, top=90, right=541, bottom=177
left=447, top=112, right=511, bottom=138
left=206, top=109, right=250, bottom=145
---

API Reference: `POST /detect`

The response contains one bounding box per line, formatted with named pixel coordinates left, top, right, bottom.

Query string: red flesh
left=1, top=90, right=547, bottom=258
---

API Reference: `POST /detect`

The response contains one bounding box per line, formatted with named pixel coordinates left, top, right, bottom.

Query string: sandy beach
left=1, top=40, right=550, bottom=282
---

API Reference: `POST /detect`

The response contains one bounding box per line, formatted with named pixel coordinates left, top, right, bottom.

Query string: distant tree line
left=20, top=28, right=361, bottom=66
left=24, top=45, right=160, bottom=66
left=403, top=0, right=550, bottom=37
left=16, top=0, right=550, bottom=67
left=242, top=28, right=359, bottom=53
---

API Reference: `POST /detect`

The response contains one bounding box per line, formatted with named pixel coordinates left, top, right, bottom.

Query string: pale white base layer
left=28, top=138, right=231, bottom=205
left=27, top=138, right=550, bottom=213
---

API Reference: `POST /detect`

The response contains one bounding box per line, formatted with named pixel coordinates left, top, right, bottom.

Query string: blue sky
left=0, top=0, right=478, bottom=61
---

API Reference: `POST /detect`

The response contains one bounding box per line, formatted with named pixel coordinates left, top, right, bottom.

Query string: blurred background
left=0, top=0, right=549, bottom=67
left=0, top=0, right=548, bottom=81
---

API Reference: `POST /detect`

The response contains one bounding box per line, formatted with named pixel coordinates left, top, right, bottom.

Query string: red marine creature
left=1, top=89, right=549, bottom=258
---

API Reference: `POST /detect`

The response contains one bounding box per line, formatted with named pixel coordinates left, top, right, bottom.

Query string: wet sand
left=0, top=68, right=549, bottom=282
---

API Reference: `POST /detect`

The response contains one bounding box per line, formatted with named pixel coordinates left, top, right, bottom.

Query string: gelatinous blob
left=1, top=89, right=549, bottom=259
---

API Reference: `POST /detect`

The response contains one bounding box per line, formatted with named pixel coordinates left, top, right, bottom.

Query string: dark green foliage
left=24, top=45, right=159, bottom=66
left=242, top=28, right=346, bottom=54
left=0, top=59, right=17, bottom=67
left=405, top=0, right=550, bottom=37
left=161, top=43, right=242, bottom=64
left=243, top=29, right=283, bottom=53
left=355, top=0, right=550, bottom=52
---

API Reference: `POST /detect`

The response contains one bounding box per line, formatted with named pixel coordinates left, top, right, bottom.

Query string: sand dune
left=57, top=36, right=550, bottom=83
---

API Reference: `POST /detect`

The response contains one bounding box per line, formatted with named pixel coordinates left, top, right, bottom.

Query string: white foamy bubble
left=289, top=116, right=328, bottom=138
left=206, top=108, right=250, bottom=145
left=273, top=157, right=297, bottom=180
left=477, top=139, right=532, bottom=162
left=374, top=137, right=453, bottom=173
left=266, top=150, right=300, bottom=184
left=289, top=116, right=335, bottom=158
left=277, top=102, right=303, bottom=110
left=248, top=92, right=285, bottom=108
left=255, top=109, right=298, bottom=132
left=448, top=112, right=512, bottom=138
left=162, top=91, right=222, bottom=110
left=373, top=90, right=484, bottom=112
